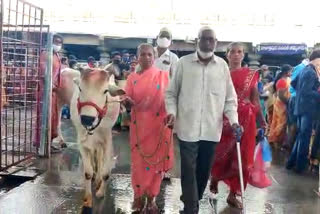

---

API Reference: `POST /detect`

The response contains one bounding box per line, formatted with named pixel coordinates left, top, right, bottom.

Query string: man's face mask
left=157, top=37, right=171, bottom=48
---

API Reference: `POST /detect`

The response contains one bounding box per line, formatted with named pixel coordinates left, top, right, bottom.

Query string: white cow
left=55, top=68, right=81, bottom=147
left=70, top=68, right=124, bottom=208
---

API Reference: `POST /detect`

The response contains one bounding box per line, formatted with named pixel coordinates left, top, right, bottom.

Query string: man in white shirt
left=154, top=27, right=179, bottom=77
left=165, top=26, right=241, bottom=214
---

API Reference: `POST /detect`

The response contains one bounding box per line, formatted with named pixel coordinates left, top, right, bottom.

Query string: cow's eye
left=78, top=87, right=82, bottom=92
left=103, top=89, right=108, bottom=94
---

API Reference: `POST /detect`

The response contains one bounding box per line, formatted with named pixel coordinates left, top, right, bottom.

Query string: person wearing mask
left=165, top=27, right=241, bottom=214
left=287, top=50, right=320, bottom=173
left=209, top=42, right=267, bottom=209
left=268, top=65, right=292, bottom=148
left=36, top=34, right=64, bottom=151
left=121, top=44, right=174, bottom=213
left=154, top=27, right=179, bottom=77
left=105, top=51, right=123, bottom=80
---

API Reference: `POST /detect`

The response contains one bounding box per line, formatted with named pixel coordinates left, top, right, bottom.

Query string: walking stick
left=235, top=127, right=246, bottom=214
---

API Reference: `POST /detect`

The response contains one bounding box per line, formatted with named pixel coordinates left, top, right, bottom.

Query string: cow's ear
left=108, top=74, right=116, bottom=85
left=73, top=77, right=80, bottom=86
left=108, top=84, right=126, bottom=97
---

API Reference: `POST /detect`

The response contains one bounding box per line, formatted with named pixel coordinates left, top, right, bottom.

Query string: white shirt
left=154, top=48, right=179, bottom=76
left=165, top=52, right=238, bottom=142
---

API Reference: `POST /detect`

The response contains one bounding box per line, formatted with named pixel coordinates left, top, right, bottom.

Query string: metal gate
left=0, top=0, right=47, bottom=172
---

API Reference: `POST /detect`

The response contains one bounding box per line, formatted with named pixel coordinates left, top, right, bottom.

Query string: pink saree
left=125, top=66, right=174, bottom=198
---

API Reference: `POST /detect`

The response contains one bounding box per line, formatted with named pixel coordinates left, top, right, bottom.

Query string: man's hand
left=231, top=123, right=243, bottom=142
left=164, top=114, right=175, bottom=129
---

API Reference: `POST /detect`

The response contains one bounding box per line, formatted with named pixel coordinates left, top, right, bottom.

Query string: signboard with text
left=257, top=44, right=307, bottom=55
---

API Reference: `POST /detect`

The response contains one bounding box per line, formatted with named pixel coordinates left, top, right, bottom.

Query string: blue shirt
left=289, top=63, right=307, bottom=97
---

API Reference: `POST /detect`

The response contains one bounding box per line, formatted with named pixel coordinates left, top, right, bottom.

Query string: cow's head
left=75, top=68, right=125, bottom=132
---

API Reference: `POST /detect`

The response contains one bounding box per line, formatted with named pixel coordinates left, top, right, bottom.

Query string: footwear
left=209, top=179, right=218, bottom=194
left=132, top=197, right=144, bottom=212
left=285, top=161, right=295, bottom=170
left=227, top=193, right=243, bottom=209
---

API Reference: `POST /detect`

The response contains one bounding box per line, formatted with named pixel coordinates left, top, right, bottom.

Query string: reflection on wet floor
left=0, top=119, right=320, bottom=214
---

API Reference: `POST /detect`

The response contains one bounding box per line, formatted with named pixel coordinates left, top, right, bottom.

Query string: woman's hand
left=120, top=95, right=135, bottom=108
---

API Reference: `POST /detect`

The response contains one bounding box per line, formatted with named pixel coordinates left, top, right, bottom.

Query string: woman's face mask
left=53, top=44, right=62, bottom=53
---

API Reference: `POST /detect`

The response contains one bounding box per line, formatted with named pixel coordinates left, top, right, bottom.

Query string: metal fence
left=0, top=0, right=47, bottom=172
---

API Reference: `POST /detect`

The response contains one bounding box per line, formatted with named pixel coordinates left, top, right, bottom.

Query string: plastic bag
left=261, top=137, right=272, bottom=167
left=249, top=143, right=272, bottom=188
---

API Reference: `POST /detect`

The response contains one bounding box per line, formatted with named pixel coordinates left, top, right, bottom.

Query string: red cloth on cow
left=211, top=68, right=259, bottom=195
left=125, top=66, right=174, bottom=199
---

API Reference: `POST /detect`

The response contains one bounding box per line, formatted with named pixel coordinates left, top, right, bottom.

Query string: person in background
left=287, top=50, right=320, bottom=173
left=165, top=26, right=240, bottom=214
left=154, top=27, right=179, bottom=77
left=87, top=56, right=96, bottom=68
left=69, top=59, right=78, bottom=70
left=36, top=34, right=64, bottom=151
left=121, top=50, right=131, bottom=70
left=284, top=59, right=309, bottom=151
left=261, top=64, right=274, bottom=82
left=105, top=51, right=123, bottom=80
left=61, top=57, right=69, bottom=70
left=130, top=54, right=137, bottom=63
left=268, top=65, right=292, bottom=148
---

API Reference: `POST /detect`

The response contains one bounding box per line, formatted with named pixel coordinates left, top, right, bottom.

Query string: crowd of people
left=42, top=26, right=320, bottom=214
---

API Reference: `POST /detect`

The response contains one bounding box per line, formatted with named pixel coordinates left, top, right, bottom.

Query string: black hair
left=53, top=34, right=63, bottom=43
left=273, top=64, right=292, bottom=91
left=69, top=59, right=78, bottom=69
left=309, top=49, right=320, bottom=61
left=61, top=57, right=68, bottom=65
left=87, top=56, right=95, bottom=63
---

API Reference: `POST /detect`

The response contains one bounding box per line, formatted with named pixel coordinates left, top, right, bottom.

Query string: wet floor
left=0, top=119, right=320, bottom=214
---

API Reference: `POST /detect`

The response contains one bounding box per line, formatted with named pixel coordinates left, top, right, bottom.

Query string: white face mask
left=53, top=44, right=62, bottom=52
left=197, top=47, right=213, bottom=59
left=157, top=37, right=171, bottom=48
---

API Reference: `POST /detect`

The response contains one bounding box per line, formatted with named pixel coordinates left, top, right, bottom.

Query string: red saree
left=211, top=67, right=259, bottom=195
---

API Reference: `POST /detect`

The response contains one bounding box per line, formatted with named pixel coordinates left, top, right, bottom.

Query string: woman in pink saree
left=122, top=43, right=174, bottom=213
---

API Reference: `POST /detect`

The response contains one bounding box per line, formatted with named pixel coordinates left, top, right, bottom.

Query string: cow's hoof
left=95, top=188, right=105, bottom=198
left=60, top=142, right=67, bottom=148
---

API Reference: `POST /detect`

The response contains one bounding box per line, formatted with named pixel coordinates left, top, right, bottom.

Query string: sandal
left=227, top=193, right=243, bottom=209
